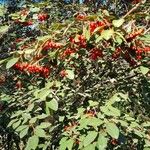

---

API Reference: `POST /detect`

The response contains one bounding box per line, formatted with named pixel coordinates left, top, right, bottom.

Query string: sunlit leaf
left=83, top=131, right=98, bottom=147
left=140, top=66, right=149, bottom=75
left=101, top=29, right=114, bottom=40
left=6, top=57, right=19, bottom=69
left=112, top=19, right=124, bottom=27
left=106, top=122, right=119, bottom=139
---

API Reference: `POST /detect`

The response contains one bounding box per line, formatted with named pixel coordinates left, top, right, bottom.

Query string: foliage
left=0, top=0, right=150, bottom=149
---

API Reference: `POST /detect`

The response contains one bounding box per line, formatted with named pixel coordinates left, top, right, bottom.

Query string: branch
left=122, top=2, right=141, bottom=19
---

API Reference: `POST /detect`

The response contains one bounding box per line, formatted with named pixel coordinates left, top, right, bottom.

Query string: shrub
left=0, top=0, right=150, bottom=149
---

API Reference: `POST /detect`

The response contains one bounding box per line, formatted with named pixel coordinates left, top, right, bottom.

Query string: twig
left=144, top=27, right=150, bottom=34
left=122, top=2, right=141, bottom=19
left=63, top=21, right=74, bottom=36
left=51, top=91, right=60, bottom=101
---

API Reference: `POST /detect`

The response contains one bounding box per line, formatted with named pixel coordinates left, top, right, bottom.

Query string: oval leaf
left=66, top=70, right=74, bottom=80
left=35, top=128, right=47, bottom=137
left=46, top=99, right=58, bottom=111
left=112, top=19, right=124, bottom=27
left=106, top=122, right=119, bottom=139
left=97, top=134, right=107, bottom=150
left=140, top=66, right=149, bottom=75
left=25, top=135, right=39, bottom=150
left=83, top=131, right=98, bottom=147
left=6, top=57, right=19, bottom=69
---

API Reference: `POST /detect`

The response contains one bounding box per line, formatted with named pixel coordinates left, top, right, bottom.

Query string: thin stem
left=122, top=2, right=141, bottom=19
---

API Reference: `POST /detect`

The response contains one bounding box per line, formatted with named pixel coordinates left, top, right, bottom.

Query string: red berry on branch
left=60, top=70, right=68, bottom=77
left=126, top=29, right=144, bottom=42
left=112, top=47, right=121, bottom=59
left=89, top=48, right=103, bottom=60
left=38, top=13, right=48, bottom=22
left=42, top=40, right=62, bottom=50
left=75, top=13, right=87, bottom=21
left=89, top=21, right=105, bottom=34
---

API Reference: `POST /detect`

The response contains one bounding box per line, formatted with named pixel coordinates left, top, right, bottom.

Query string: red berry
left=38, top=13, right=48, bottom=22
left=89, top=48, right=103, bottom=60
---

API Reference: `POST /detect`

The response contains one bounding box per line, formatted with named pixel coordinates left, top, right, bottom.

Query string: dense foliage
left=0, top=0, right=150, bottom=149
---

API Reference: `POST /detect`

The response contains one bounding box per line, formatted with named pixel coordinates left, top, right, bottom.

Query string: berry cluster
left=89, top=21, right=105, bottom=33
left=130, top=46, right=143, bottom=60
left=13, top=63, right=50, bottom=77
left=15, top=38, right=24, bottom=43
left=89, top=48, right=103, bottom=60
left=75, top=13, right=87, bottom=21
left=61, top=48, right=76, bottom=59
left=15, top=20, right=33, bottom=27
left=70, top=35, right=86, bottom=48
left=126, top=29, right=144, bottom=42
left=144, top=47, right=150, bottom=53
left=38, top=13, right=48, bottom=22
left=42, top=40, right=62, bottom=50
left=112, top=47, right=122, bottom=59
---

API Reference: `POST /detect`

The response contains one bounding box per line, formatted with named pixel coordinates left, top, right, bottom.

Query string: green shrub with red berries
left=0, top=0, right=150, bottom=150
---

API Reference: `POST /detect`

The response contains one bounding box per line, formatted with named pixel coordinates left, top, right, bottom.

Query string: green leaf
left=115, top=36, right=123, bottom=44
left=144, top=148, right=150, bottom=150
left=83, top=131, right=98, bottom=147
left=37, top=88, right=51, bottom=100
left=0, top=58, right=8, bottom=65
left=0, top=6, right=6, bottom=17
left=119, top=120, right=128, bottom=127
left=67, top=138, right=74, bottom=150
left=25, top=135, right=39, bottom=150
left=6, top=57, right=19, bottom=69
left=140, top=66, right=149, bottom=75
left=88, top=118, right=103, bottom=128
left=118, top=93, right=128, bottom=100
left=59, top=137, right=68, bottom=150
left=142, top=122, right=150, bottom=127
left=101, top=29, right=114, bottom=40
left=16, top=125, right=28, bottom=132
left=27, top=103, right=34, bottom=112
left=20, top=127, right=29, bottom=138
left=108, top=93, right=121, bottom=105
left=30, top=7, right=40, bottom=12
left=38, top=122, right=51, bottom=129
left=66, top=70, right=74, bottom=80
left=37, top=114, right=49, bottom=119
left=89, top=100, right=99, bottom=106
left=29, top=117, right=37, bottom=124
left=46, top=99, right=58, bottom=111
left=35, top=128, right=47, bottom=137
left=106, top=122, right=119, bottom=139
left=78, top=118, right=91, bottom=129
left=0, top=25, right=9, bottom=33
left=83, top=143, right=96, bottom=150
left=145, top=139, right=150, bottom=147
left=107, top=105, right=120, bottom=117
left=7, top=119, right=18, bottom=127
left=12, top=120, right=21, bottom=129
left=115, top=32, right=127, bottom=43
left=95, top=35, right=102, bottom=43
left=97, top=134, right=107, bottom=150
left=112, top=19, right=124, bottom=27
left=83, top=27, right=90, bottom=41
left=134, top=129, right=144, bottom=138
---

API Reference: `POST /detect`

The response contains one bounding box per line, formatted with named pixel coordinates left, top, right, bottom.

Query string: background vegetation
left=0, top=0, right=150, bottom=149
